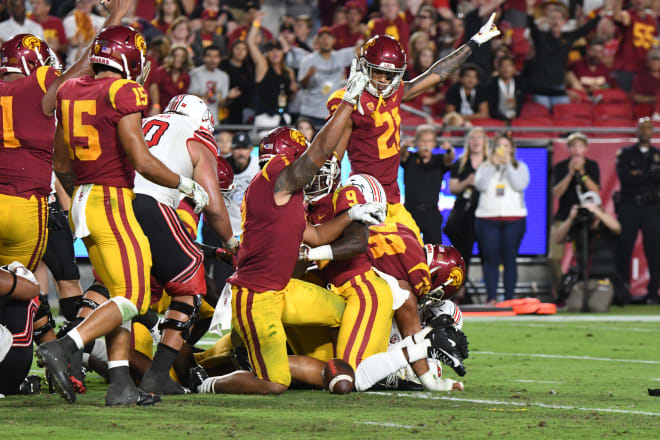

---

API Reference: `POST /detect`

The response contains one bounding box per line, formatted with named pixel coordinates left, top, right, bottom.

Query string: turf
left=2, top=306, right=660, bottom=439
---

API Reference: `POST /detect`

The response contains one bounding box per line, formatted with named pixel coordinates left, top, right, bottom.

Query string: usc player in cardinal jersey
left=38, top=25, right=209, bottom=406
left=327, top=15, right=500, bottom=242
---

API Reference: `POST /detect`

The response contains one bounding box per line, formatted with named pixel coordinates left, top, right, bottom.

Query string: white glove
left=470, top=12, right=501, bottom=46
left=6, top=261, right=39, bottom=286
left=224, top=237, right=239, bottom=253
left=299, top=244, right=333, bottom=261
left=418, top=370, right=464, bottom=391
left=343, top=58, right=369, bottom=109
left=347, top=202, right=387, bottom=226
left=177, top=176, right=209, bottom=214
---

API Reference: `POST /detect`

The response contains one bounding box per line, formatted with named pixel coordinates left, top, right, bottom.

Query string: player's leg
left=0, top=194, right=49, bottom=272
left=386, top=202, right=423, bottom=246
left=0, top=297, right=39, bottom=395
left=475, top=218, right=499, bottom=303
left=501, top=218, right=526, bottom=301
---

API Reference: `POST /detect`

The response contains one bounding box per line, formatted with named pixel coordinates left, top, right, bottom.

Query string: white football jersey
left=134, top=113, right=217, bottom=208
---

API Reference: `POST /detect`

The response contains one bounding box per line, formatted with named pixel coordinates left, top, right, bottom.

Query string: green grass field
left=2, top=306, right=660, bottom=439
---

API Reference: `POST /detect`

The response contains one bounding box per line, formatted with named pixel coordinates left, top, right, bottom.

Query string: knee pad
left=33, top=294, right=56, bottom=340
left=79, top=284, right=111, bottom=311
left=110, top=297, right=138, bottom=323
left=59, top=296, right=82, bottom=321
left=158, top=296, right=201, bottom=341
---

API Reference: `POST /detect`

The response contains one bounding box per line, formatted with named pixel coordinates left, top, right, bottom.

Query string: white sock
left=199, top=377, right=217, bottom=394
left=82, top=353, right=90, bottom=367
left=354, top=349, right=408, bottom=392
left=91, top=339, right=108, bottom=362
left=67, top=328, right=85, bottom=350
left=107, top=360, right=129, bottom=369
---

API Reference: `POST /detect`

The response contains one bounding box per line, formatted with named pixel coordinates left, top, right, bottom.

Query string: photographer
left=553, top=192, right=621, bottom=313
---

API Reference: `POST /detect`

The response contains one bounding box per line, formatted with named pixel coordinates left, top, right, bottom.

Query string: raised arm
left=247, top=11, right=269, bottom=83
left=402, top=13, right=500, bottom=102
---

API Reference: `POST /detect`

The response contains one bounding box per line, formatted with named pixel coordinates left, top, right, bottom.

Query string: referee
left=401, top=124, right=454, bottom=244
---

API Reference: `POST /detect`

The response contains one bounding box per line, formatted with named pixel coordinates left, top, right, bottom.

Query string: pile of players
left=0, top=0, right=500, bottom=405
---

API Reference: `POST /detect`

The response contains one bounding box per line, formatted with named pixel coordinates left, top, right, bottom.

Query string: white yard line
left=474, top=351, right=660, bottom=364
left=497, top=323, right=658, bottom=332
left=465, top=315, right=660, bottom=323
left=369, top=392, right=660, bottom=417
left=355, top=421, right=415, bottom=429
left=513, top=379, right=563, bottom=384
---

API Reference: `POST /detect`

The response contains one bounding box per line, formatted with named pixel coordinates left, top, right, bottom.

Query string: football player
left=38, top=25, right=208, bottom=406
left=326, top=15, right=500, bottom=241
left=194, top=67, right=388, bottom=395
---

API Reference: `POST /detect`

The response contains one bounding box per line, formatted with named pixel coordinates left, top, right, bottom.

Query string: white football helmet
left=345, top=173, right=387, bottom=204
left=164, top=94, right=215, bottom=132
left=304, top=156, right=340, bottom=203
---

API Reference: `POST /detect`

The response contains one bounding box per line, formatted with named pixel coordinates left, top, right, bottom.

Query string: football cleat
left=188, top=365, right=209, bottom=393
left=106, top=382, right=161, bottom=406
left=370, top=373, right=424, bottom=391
left=36, top=340, right=76, bottom=403
left=18, top=375, right=42, bottom=395
left=68, top=349, right=87, bottom=394
left=422, top=327, right=466, bottom=377
left=140, top=370, right=191, bottom=395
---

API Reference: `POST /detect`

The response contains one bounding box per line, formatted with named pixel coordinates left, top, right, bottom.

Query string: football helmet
left=217, top=156, right=235, bottom=194
left=165, top=94, right=215, bottom=132
left=345, top=173, right=387, bottom=204
left=425, top=244, right=466, bottom=299
left=89, top=25, right=146, bottom=81
left=359, top=34, right=406, bottom=99
left=304, top=156, right=340, bottom=203
left=258, top=127, right=308, bottom=168
left=0, top=34, right=59, bottom=76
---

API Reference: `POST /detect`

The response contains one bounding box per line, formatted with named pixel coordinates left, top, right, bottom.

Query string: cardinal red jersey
left=368, top=222, right=431, bottom=297
left=0, top=66, right=60, bottom=198
left=614, top=10, right=658, bottom=73
left=228, top=155, right=307, bottom=292
left=56, top=76, right=149, bottom=188
left=327, top=84, right=405, bottom=203
left=308, top=185, right=373, bottom=286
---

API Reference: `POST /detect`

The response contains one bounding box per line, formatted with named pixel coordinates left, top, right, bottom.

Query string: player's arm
left=1, top=264, right=40, bottom=303
left=53, top=122, right=76, bottom=196
left=188, top=140, right=235, bottom=246
left=41, top=0, right=133, bottom=116
left=402, top=13, right=500, bottom=102
left=300, top=221, right=368, bottom=261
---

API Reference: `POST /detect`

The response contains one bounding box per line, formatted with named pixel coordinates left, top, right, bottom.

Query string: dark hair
left=460, top=63, right=481, bottom=78
left=497, top=55, right=515, bottom=69
left=203, top=45, right=222, bottom=57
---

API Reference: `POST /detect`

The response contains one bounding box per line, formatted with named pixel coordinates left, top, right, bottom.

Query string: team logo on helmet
left=449, top=267, right=463, bottom=287
left=135, top=34, right=147, bottom=55
left=289, top=129, right=307, bottom=146
left=22, top=35, right=41, bottom=50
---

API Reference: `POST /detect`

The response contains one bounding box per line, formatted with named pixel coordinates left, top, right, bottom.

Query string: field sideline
left=2, top=305, right=659, bottom=439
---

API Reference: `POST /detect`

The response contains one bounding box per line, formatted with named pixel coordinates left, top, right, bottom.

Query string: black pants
left=405, top=202, right=444, bottom=245
left=201, top=221, right=234, bottom=286
left=0, top=299, right=37, bottom=395
left=449, top=214, right=476, bottom=278
left=43, top=199, right=80, bottom=281
left=615, top=202, right=660, bottom=299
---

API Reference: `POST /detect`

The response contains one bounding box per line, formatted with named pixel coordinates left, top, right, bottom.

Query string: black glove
left=47, top=205, right=68, bottom=231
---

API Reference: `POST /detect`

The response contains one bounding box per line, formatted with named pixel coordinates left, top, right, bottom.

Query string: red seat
left=592, top=89, right=629, bottom=104
left=400, top=113, right=428, bottom=137
left=594, top=103, right=634, bottom=121
left=511, top=118, right=555, bottom=138
left=552, top=102, right=593, bottom=120
left=634, top=103, right=654, bottom=119
left=519, top=102, right=551, bottom=119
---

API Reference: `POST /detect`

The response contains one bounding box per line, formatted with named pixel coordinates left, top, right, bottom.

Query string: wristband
left=306, top=245, right=334, bottom=261
left=581, top=174, right=588, bottom=182
left=466, top=40, right=478, bottom=50
left=152, top=103, right=161, bottom=110
left=253, top=20, right=261, bottom=28
left=3, top=272, right=17, bottom=298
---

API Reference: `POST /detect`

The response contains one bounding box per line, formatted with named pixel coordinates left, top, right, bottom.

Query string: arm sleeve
left=474, top=163, right=496, bottom=191
left=505, top=162, right=530, bottom=191
left=567, top=16, right=601, bottom=42
left=552, top=161, right=568, bottom=186
left=526, top=15, right=543, bottom=42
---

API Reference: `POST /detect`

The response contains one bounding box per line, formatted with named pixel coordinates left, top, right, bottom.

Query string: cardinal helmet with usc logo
left=258, top=127, right=308, bottom=167
left=217, top=156, right=235, bottom=194
left=359, top=34, right=406, bottom=99
left=0, top=34, right=59, bottom=75
left=425, top=244, right=466, bottom=299
left=89, top=25, right=146, bottom=81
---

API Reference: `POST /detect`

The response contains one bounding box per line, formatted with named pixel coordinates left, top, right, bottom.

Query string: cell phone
left=495, top=145, right=505, bottom=156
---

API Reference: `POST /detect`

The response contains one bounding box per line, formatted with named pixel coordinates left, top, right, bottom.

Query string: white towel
left=70, top=184, right=94, bottom=238
left=208, top=282, right=233, bottom=335
left=371, top=267, right=410, bottom=310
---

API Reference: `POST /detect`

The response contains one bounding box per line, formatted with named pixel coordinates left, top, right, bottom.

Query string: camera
left=575, top=207, right=593, bottom=224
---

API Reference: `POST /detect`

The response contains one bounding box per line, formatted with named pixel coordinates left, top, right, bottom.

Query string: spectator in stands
left=226, top=131, right=260, bottom=237
left=525, top=0, right=601, bottom=109
left=485, top=55, right=525, bottom=121
left=631, top=49, right=660, bottom=117
left=149, top=45, right=191, bottom=116
left=189, top=45, right=230, bottom=126
left=615, top=118, right=660, bottom=305
left=0, top=0, right=44, bottom=43
left=412, top=5, right=438, bottom=40
left=151, top=0, right=182, bottom=35
left=62, top=0, right=104, bottom=65
left=566, top=37, right=617, bottom=96
left=550, top=132, right=600, bottom=299
left=122, top=0, right=162, bottom=44
left=401, top=125, right=455, bottom=245
left=445, top=64, right=490, bottom=121
left=192, top=9, right=227, bottom=66
left=227, top=2, right=273, bottom=50
left=553, top=191, right=620, bottom=312
left=475, top=132, right=529, bottom=304
left=295, top=117, right=316, bottom=142
left=330, top=1, right=366, bottom=50
left=298, top=26, right=354, bottom=128
left=219, top=40, right=255, bottom=125
left=367, top=0, right=410, bottom=58
left=407, top=47, right=445, bottom=114
left=248, top=11, right=297, bottom=127
left=29, top=0, right=66, bottom=59
left=463, top=0, right=506, bottom=78
left=331, top=5, right=346, bottom=26
left=293, top=15, right=313, bottom=52
left=216, top=131, right=233, bottom=159
left=612, top=0, right=658, bottom=91
left=408, top=31, right=434, bottom=71
left=446, top=128, right=489, bottom=299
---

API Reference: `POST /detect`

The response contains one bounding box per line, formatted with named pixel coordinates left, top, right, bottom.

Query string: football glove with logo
left=177, top=176, right=209, bottom=214
left=347, top=202, right=387, bottom=226
left=471, top=13, right=501, bottom=46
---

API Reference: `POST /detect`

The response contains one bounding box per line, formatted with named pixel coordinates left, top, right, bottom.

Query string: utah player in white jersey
left=132, top=94, right=235, bottom=395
